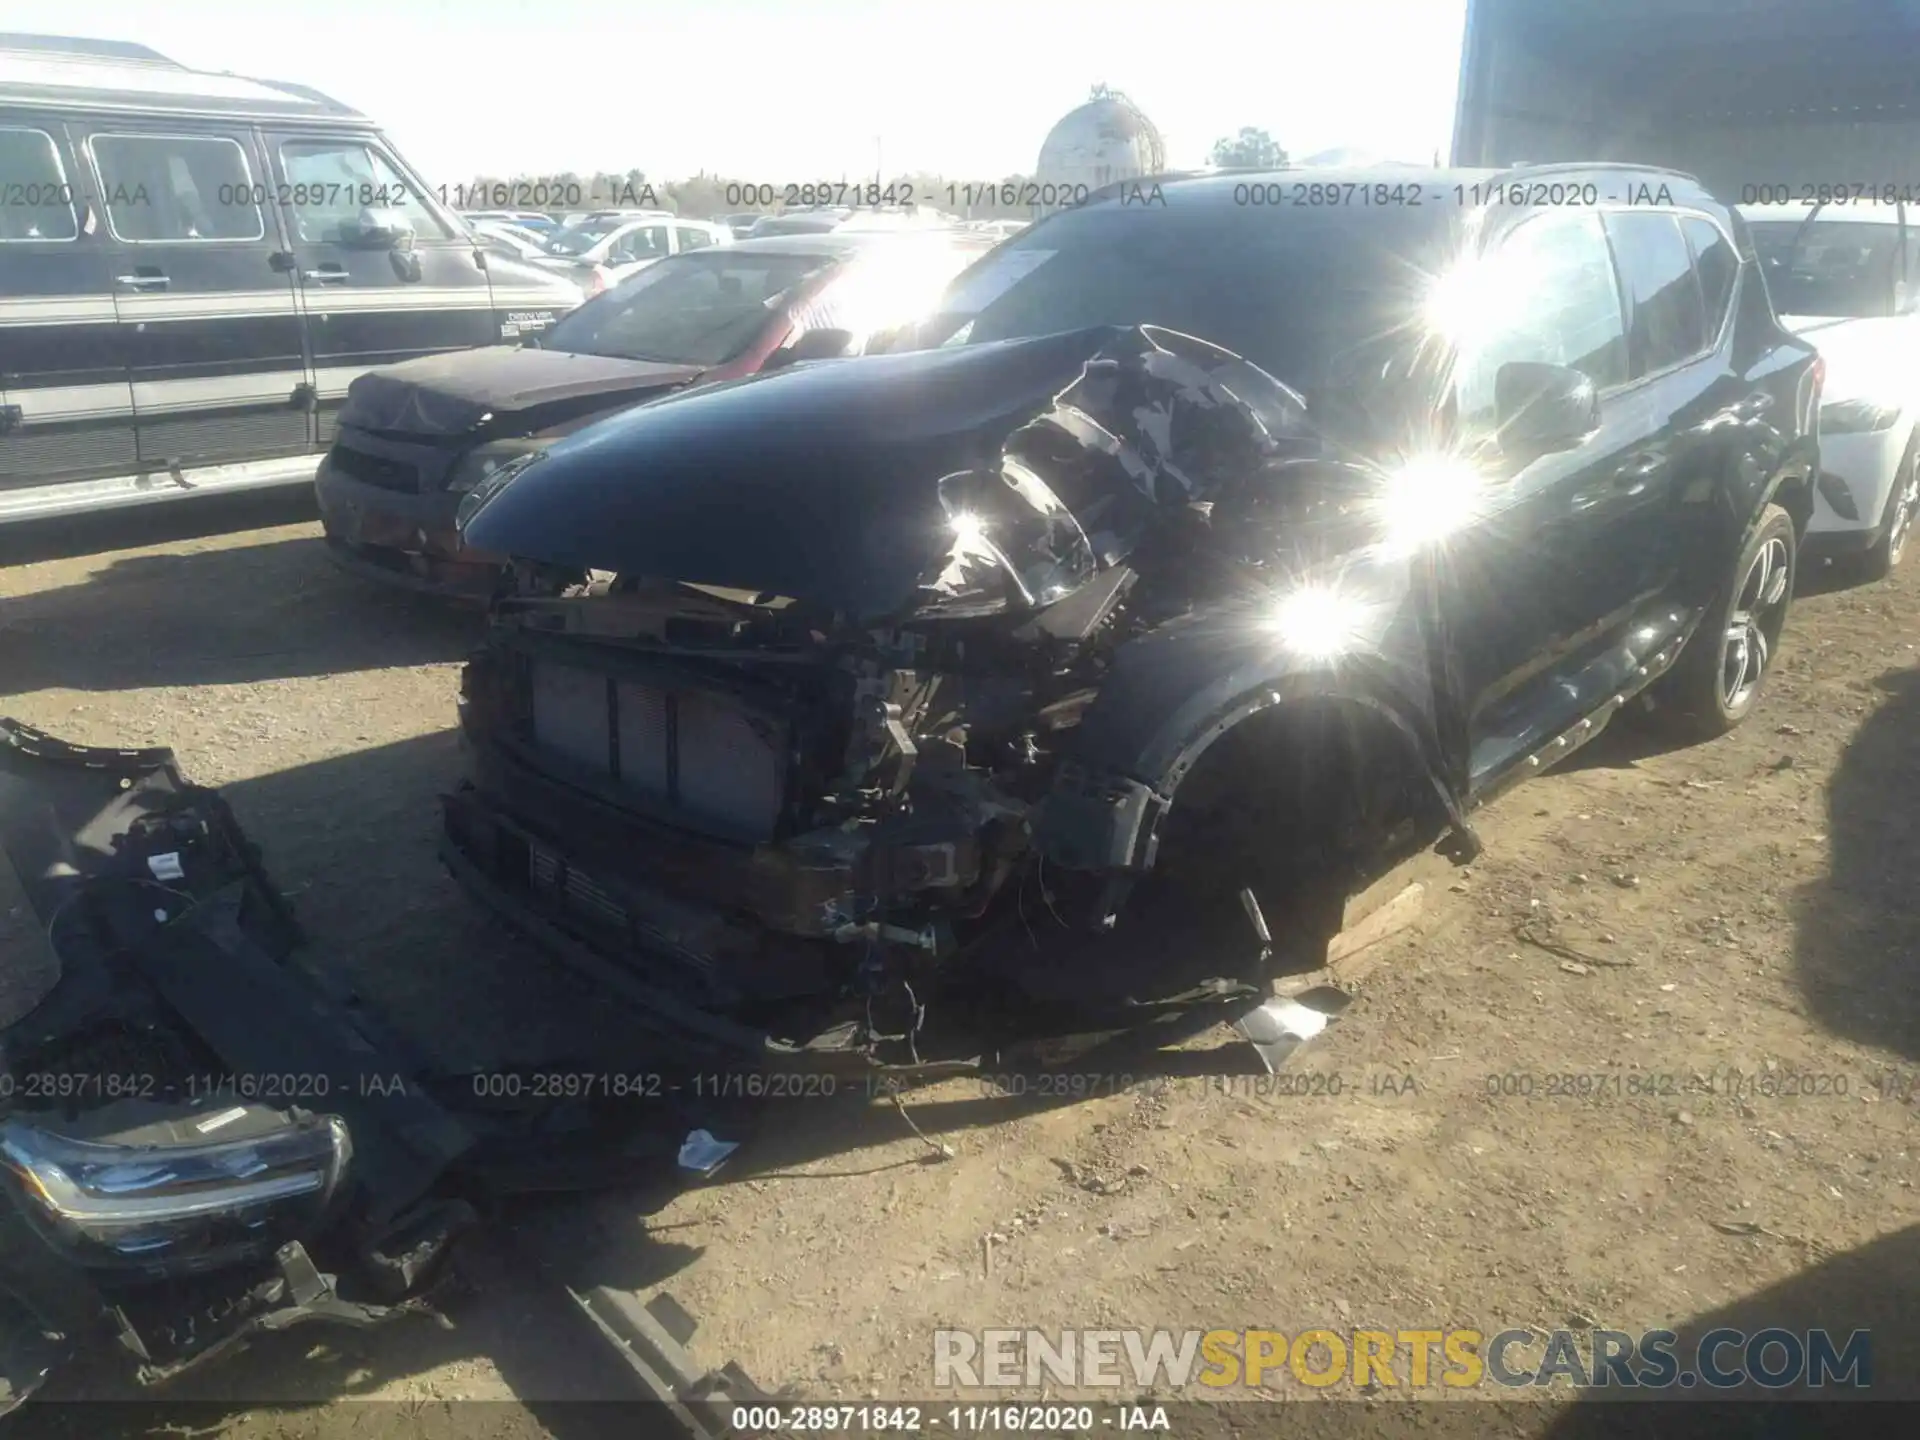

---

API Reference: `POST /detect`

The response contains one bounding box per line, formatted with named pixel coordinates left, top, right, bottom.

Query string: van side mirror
left=345, top=206, right=415, bottom=250
left=1495, top=361, right=1600, bottom=454
left=764, top=327, right=857, bottom=370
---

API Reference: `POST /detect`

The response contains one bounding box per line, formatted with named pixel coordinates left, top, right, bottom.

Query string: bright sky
left=6, top=0, right=1468, bottom=183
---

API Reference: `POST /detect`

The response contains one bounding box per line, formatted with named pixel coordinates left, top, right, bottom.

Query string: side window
left=608, top=224, right=669, bottom=263
left=1454, top=210, right=1628, bottom=431
left=279, top=139, right=449, bottom=244
left=1683, top=217, right=1738, bottom=343
left=92, top=132, right=262, bottom=242
left=675, top=224, right=715, bottom=252
left=0, top=127, right=78, bottom=241
left=1603, top=211, right=1708, bottom=376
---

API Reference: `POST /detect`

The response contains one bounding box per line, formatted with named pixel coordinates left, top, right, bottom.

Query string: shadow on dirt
left=0, top=489, right=320, bottom=569
left=1, top=530, right=476, bottom=698
left=1790, top=665, right=1920, bottom=1063
left=1525, top=1224, right=1919, bottom=1438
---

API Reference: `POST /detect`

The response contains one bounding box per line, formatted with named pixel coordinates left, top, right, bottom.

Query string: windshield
left=543, top=249, right=837, bottom=365
left=903, top=198, right=1457, bottom=401
left=750, top=214, right=843, bottom=237
left=1750, top=215, right=1908, bottom=317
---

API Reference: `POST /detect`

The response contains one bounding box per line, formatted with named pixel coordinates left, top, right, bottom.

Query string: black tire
left=1645, top=503, right=1796, bottom=742
left=1835, top=430, right=1919, bottom=584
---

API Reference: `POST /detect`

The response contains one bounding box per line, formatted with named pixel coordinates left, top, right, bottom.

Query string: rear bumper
left=1807, top=425, right=1909, bottom=538
left=1801, top=525, right=1880, bottom=561
left=314, top=456, right=504, bottom=600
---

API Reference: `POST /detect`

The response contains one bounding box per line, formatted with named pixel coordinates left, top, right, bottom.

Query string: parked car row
left=316, top=228, right=995, bottom=596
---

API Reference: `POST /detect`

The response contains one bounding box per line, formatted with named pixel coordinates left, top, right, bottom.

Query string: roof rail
left=1504, top=159, right=1705, bottom=186
left=0, top=32, right=178, bottom=64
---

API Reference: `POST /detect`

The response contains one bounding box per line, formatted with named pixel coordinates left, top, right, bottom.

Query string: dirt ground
left=1, top=492, right=1914, bottom=1437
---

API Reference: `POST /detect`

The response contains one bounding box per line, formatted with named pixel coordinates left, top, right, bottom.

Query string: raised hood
left=457, top=328, right=1129, bottom=619
left=339, top=345, right=707, bottom=438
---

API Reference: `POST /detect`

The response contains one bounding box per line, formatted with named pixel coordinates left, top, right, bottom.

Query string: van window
left=1453, top=209, right=1629, bottom=430
left=92, top=132, right=263, bottom=242
left=279, top=139, right=447, bottom=243
left=1603, top=211, right=1707, bottom=376
left=0, top=128, right=78, bottom=241
left=674, top=224, right=715, bottom=252
left=1683, top=217, right=1737, bottom=341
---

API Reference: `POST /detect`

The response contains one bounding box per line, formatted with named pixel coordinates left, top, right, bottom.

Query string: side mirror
left=1494, top=361, right=1600, bottom=454
left=345, top=206, right=414, bottom=250
left=764, top=327, right=857, bottom=370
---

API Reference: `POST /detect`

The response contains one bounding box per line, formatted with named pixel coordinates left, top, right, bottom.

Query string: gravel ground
left=1, top=492, right=1915, bottom=1437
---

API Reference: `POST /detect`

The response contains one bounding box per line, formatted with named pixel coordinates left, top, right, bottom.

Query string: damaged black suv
left=442, top=166, right=1820, bottom=1066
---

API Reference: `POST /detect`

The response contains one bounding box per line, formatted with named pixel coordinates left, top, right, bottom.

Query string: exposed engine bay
left=447, top=326, right=1476, bottom=1064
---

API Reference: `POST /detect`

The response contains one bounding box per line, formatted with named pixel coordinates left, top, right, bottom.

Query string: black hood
left=458, top=329, right=1127, bottom=618
left=339, top=346, right=707, bottom=438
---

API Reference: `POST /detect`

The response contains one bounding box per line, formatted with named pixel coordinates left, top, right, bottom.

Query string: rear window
left=1749, top=213, right=1905, bottom=318
left=544, top=249, right=838, bottom=366
left=1602, top=211, right=1706, bottom=376
left=1683, top=217, right=1738, bottom=340
left=911, top=200, right=1457, bottom=399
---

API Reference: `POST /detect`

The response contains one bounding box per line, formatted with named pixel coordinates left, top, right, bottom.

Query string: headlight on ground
left=446, top=438, right=548, bottom=493
left=0, top=1105, right=350, bottom=1273
left=1821, top=398, right=1903, bottom=434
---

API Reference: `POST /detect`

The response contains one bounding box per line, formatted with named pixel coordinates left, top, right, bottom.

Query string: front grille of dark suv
left=329, top=444, right=421, bottom=493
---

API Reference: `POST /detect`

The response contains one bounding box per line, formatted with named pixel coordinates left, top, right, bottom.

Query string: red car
left=316, top=230, right=991, bottom=598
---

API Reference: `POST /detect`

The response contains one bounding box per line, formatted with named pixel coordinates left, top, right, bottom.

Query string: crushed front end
left=445, top=326, right=1472, bottom=1066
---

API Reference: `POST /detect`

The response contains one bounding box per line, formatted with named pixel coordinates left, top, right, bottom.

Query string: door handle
left=114, top=273, right=169, bottom=290
left=302, top=267, right=350, bottom=284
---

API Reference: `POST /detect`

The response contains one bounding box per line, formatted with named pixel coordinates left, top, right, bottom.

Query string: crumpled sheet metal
left=1233, top=986, right=1353, bottom=1074
left=1034, top=325, right=1313, bottom=508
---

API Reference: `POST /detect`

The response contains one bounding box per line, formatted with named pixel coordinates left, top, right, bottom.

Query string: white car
left=541, top=215, right=733, bottom=296
left=1743, top=200, right=1920, bottom=578
left=964, top=219, right=1030, bottom=240
left=468, top=218, right=557, bottom=262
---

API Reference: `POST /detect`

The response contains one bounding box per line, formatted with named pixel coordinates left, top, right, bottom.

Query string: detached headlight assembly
left=0, top=1106, right=350, bottom=1274
left=1821, top=398, right=1903, bottom=434
left=446, top=438, right=548, bottom=494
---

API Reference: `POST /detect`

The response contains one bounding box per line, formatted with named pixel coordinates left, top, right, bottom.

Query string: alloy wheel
left=1720, top=535, right=1792, bottom=713
left=1886, top=456, right=1919, bottom=566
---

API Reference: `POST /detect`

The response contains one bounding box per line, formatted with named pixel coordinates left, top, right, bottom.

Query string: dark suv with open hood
left=441, top=167, right=1820, bottom=1065
left=316, top=232, right=988, bottom=599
